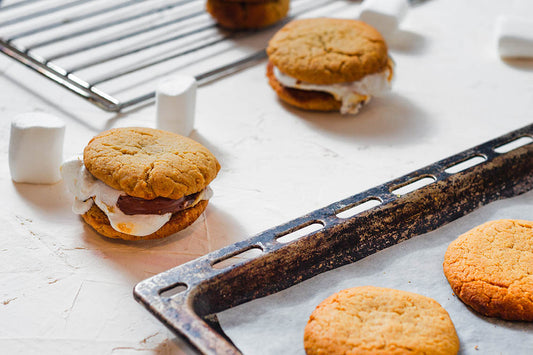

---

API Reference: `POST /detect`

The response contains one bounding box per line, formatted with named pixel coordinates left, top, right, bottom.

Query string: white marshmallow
left=359, top=0, right=409, bottom=39
left=9, top=112, right=66, bottom=184
left=156, top=75, right=197, bottom=136
left=495, top=15, right=533, bottom=58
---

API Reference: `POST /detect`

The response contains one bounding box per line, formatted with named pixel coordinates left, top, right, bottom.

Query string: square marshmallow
left=9, top=112, right=65, bottom=184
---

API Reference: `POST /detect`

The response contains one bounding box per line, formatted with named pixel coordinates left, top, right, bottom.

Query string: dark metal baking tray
left=134, top=123, right=533, bottom=354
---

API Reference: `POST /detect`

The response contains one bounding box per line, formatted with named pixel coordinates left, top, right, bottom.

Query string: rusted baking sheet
left=134, top=123, right=533, bottom=355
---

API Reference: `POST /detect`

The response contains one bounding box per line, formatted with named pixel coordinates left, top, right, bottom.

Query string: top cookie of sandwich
left=83, top=127, right=220, bottom=200
left=267, top=18, right=389, bottom=85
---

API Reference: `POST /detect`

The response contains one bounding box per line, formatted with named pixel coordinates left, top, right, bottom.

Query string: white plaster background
left=0, top=0, right=532, bottom=354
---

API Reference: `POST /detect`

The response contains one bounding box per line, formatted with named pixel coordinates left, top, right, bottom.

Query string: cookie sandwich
left=267, top=18, right=394, bottom=114
left=206, top=0, right=289, bottom=30
left=304, top=286, right=460, bottom=355
left=61, top=127, right=220, bottom=241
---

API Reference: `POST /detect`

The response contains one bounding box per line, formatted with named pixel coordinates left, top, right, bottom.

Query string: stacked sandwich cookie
left=61, top=127, right=220, bottom=241
left=267, top=18, right=394, bottom=115
left=206, top=0, right=289, bottom=30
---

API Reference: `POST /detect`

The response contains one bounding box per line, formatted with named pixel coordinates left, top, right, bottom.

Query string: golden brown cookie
left=443, top=219, right=533, bottom=321
left=206, top=0, right=289, bottom=30
left=267, top=18, right=389, bottom=85
left=82, top=200, right=208, bottom=241
left=304, top=286, right=460, bottom=355
left=83, top=127, right=220, bottom=200
left=266, top=18, right=393, bottom=114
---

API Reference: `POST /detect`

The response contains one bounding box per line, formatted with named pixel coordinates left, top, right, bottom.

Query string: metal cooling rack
left=0, top=0, right=337, bottom=112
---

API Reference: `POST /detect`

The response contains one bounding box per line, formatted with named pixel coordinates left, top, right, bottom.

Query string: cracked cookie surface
left=83, top=127, right=220, bottom=200
left=443, top=219, right=533, bottom=321
left=304, top=286, right=460, bottom=355
left=267, top=18, right=389, bottom=84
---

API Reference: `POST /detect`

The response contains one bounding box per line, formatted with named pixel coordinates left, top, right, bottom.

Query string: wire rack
left=0, top=0, right=338, bottom=112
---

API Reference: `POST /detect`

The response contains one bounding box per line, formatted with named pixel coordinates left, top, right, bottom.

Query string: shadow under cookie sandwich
left=206, top=0, right=290, bottom=30
left=61, top=127, right=220, bottom=241
left=266, top=18, right=394, bottom=115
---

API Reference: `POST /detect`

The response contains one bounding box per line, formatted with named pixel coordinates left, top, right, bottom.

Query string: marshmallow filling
left=60, top=157, right=211, bottom=236
left=272, top=59, right=394, bottom=114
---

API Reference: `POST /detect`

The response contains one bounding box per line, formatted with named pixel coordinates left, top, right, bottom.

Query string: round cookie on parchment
left=266, top=18, right=394, bottom=114
left=443, top=219, right=533, bottom=321
left=206, top=0, right=289, bottom=30
left=304, top=286, right=460, bottom=355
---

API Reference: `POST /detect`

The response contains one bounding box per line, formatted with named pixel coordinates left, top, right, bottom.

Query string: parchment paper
left=218, top=189, right=533, bottom=354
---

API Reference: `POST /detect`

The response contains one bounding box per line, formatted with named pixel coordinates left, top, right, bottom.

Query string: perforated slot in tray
left=134, top=123, right=533, bottom=355
left=0, top=0, right=340, bottom=111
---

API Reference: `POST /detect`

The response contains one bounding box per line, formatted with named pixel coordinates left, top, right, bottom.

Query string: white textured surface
left=0, top=0, right=532, bottom=354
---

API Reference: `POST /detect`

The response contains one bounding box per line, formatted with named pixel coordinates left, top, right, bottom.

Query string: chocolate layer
left=117, top=191, right=201, bottom=215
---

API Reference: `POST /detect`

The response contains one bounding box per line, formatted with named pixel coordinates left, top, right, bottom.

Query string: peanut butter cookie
left=304, top=286, right=460, bottom=355
left=267, top=18, right=389, bottom=84
left=206, top=0, right=289, bottom=30
left=266, top=18, right=394, bottom=114
left=83, top=127, right=220, bottom=200
left=443, top=219, right=533, bottom=321
left=62, top=127, right=220, bottom=240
